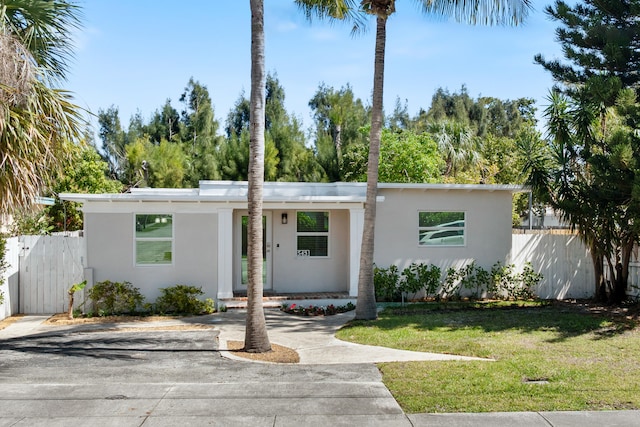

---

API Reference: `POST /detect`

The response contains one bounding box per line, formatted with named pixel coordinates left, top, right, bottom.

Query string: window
left=418, top=211, right=465, bottom=246
left=135, top=214, right=173, bottom=265
left=296, top=211, right=329, bottom=257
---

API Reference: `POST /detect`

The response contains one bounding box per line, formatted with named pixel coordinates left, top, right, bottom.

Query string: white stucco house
left=60, top=181, right=523, bottom=304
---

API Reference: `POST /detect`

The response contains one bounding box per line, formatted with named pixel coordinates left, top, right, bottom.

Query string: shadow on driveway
left=0, top=328, right=219, bottom=360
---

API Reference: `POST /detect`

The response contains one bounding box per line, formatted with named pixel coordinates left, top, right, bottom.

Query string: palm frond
left=1, top=0, right=81, bottom=83
left=418, top=0, right=532, bottom=26
left=0, top=80, right=84, bottom=214
left=295, top=0, right=369, bottom=35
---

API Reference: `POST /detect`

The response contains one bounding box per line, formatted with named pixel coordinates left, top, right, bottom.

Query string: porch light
left=281, top=213, right=288, bottom=224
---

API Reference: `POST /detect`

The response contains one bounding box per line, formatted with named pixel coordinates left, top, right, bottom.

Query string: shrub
left=442, top=267, right=462, bottom=300
left=517, top=262, right=543, bottom=300
left=87, top=280, right=145, bottom=315
left=459, top=261, right=490, bottom=299
left=281, top=301, right=355, bottom=316
left=400, top=262, right=441, bottom=299
left=154, top=285, right=215, bottom=315
left=374, top=264, right=401, bottom=301
left=443, top=262, right=491, bottom=300
left=490, top=261, right=541, bottom=300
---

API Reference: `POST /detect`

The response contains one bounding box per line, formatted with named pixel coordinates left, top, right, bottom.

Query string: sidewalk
left=1, top=312, right=639, bottom=426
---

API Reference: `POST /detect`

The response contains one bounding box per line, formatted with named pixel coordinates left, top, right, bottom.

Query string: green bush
left=442, top=267, right=463, bottom=300
left=400, top=263, right=441, bottom=299
left=154, top=285, right=215, bottom=315
left=490, top=261, right=541, bottom=300
left=374, top=264, right=401, bottom=301
left=87, top=280, right=145, bottom=316
left=375, top=260, right=542, bottom=303
left=457, top=261, right=491, bottom=299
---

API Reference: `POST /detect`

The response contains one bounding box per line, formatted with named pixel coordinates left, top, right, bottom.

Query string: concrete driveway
left=0, top=311, right=410, bottom=426
left=1, top=311, right=639, bottom=426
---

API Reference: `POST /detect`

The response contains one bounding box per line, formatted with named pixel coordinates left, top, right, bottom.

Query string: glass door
left=239, top=212, right=271, bottom=290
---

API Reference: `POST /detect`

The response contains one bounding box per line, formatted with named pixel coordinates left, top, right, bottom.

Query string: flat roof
left=59, top=181, right=526, bottom=203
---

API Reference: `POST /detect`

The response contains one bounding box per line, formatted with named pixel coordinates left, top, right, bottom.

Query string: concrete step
left=219, top=293, right=355, bottom=310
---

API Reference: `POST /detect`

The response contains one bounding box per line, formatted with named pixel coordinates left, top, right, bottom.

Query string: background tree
left=0, top=0, right=84, bottom=216
left=124, top=137, right=186, bottom=188
left=264, top=74, right=324, bottom=181
left=297, top=0, right=532, bottom=320
left=534, top=0, right=640, bottom=100
left=428, top=121, right=479, bottom=181
left=528, top=0, right=640, bottom=303
left=146, top=99, right=182, bottom=144
left=378, top=128, right=442, bottom=182
left=147, top=140, right=187, bottom=188
left=219, top=74, right=322, bottom=182
left=97, top=106, right=128, bottom=180
left=10, top=145, right=122, bottom=235
left=523, top=89, right=639, bottom=303
left=46, top=146, right=122, bottom=232
left=179, top=78, right=222, bottom=185
left=245, top=0, right=271, bottom=353
left=309, top=83, right=370, bottom=181
left=124, top=137, right=152, bottom=187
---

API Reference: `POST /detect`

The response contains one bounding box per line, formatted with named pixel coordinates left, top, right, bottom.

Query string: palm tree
left=428, top=121, right=479, bottom=178
left=296, top=0, right=532, bottom=320
left=0, top=0, right=84, bottom=216
left=244, top=0, right=271, bottom=353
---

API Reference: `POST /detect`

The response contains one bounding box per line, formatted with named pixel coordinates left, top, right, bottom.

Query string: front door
left=237, top=211, right=272, bottom=291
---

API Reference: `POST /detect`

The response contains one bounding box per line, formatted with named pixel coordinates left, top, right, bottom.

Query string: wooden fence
left=1, top=234, right=85, bottom=318
left=511, top=233, right=595, bottom=299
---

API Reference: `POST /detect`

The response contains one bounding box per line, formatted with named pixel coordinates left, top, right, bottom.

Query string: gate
left=18, top=234, right=85, bottom=314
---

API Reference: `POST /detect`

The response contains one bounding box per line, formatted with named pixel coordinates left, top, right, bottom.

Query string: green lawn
left=336, top=301, right=640, bottom=413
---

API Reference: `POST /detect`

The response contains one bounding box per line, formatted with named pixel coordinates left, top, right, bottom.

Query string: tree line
left=95, top=75, right=537, bottom=190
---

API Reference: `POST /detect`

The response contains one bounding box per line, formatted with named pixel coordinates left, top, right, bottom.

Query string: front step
left=219, top=292, right=354, bottom=310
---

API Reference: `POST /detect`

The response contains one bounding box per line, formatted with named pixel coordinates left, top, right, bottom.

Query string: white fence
left=1, top=234, right=85, bottom=319
left=511, top=233, right=595, bottom=299
left=625, top=262, right=640, bottom=299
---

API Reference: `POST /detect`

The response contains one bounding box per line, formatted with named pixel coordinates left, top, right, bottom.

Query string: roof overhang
left=59, top=181, right=527, bottom=205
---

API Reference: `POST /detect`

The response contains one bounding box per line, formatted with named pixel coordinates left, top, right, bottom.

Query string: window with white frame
left=135, top=214, right=173, bottom=265
left=418, top=211, right=465, bottom=246
left=296, top=211, right=329, bottom=257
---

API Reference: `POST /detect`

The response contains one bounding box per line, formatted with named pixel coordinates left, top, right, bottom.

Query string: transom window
left=296, top=211, right=329, bottom=257
left=135, top=214, right=173, bottom=265
left=418, top=211, right=465, bottom=246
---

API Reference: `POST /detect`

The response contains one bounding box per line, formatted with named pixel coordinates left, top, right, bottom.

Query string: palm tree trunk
left=244, top=0, right=271, bottom=353
left=355, top=15, right=386, bottom=321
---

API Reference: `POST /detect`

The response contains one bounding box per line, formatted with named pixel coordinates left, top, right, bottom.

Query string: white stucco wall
left=374, top=187, right=513, bottom=273
left=240, top=209, right=350, bottom=294
left=74, top=183, right=518, bottom=301
left=85, top=211, right=217, bottom=302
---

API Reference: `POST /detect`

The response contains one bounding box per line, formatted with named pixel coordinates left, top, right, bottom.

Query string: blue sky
left=67, top=1, right=566, bottom=137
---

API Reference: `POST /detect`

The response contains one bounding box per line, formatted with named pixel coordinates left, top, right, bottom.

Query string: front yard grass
left=336, top=300, right=640, bottom=413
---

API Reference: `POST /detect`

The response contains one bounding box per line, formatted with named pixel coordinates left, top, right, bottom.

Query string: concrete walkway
left=1, top=312, right=639, bottom=426
left=212, top=309, right=490, bottom=364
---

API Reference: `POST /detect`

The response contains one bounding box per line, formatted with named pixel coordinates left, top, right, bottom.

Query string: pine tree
left=535, top=0, right=640, bottom=101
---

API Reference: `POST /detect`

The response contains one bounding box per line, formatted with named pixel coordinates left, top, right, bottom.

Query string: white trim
left=72, top=200, right=369, bottom=214
left=417, top=211, right=467, bottom=247
left=217, top=209, right=234, bottom=299
left=349, top=208, right=364, bottom=297
left=59, top=180, right=523, bottom=206
left=379, top=183, right=525, bottom=192
left=134, top=213, right=174, bottom=266
left=295, top=210, right=330, bottom=258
